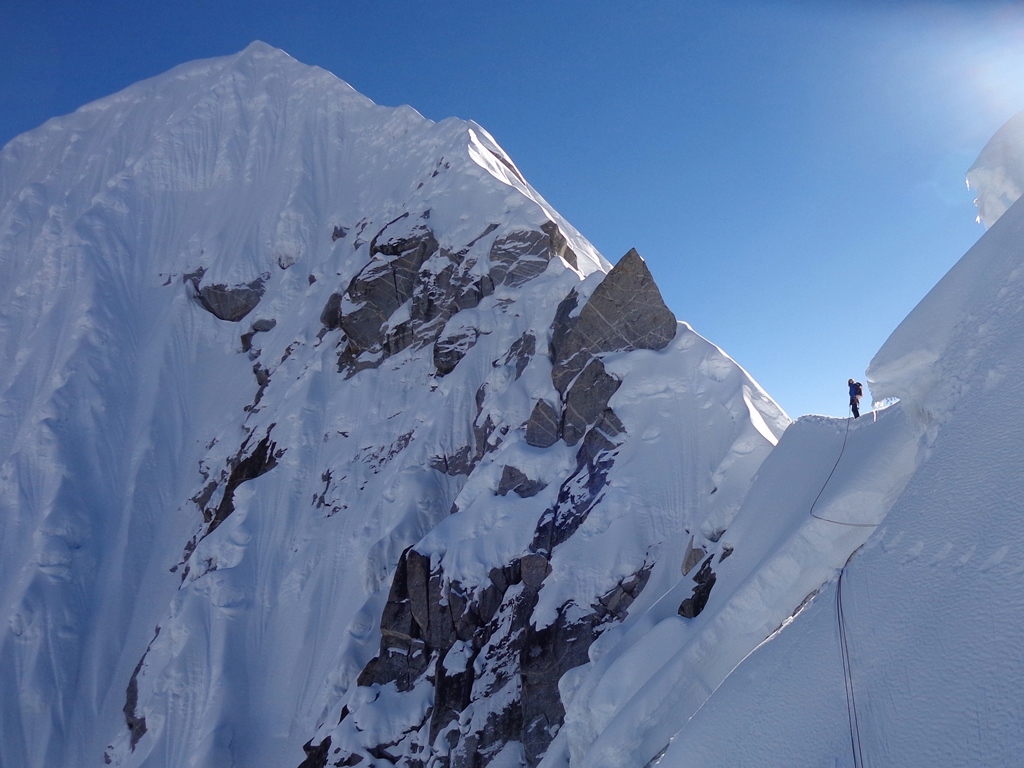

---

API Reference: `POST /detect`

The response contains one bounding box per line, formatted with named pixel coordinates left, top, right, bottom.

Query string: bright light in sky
left=969, top=36, right=1024, bottom=119
left=896, top=6, right=1024, bottom=133
left=3, top=0, right=1024, bottom=418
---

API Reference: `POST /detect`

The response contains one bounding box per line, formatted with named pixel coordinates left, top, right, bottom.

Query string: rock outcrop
left=332, top=331, right=645, bottom=767
left=342, top=546, right=650, bottom=768
left=560, top=357, right=621, bottom=446
left=497, top=465, right=547, bottom=498
left=538, top=248, right=678, bottom=448
left=174, top=426, right=284, bottom=584
left=186, top=268, right=269, bottom=322
left=325, top=215, right=578, bottom=378
left=550, top=248, right=676, bottom=395
left=488, top=221, right=577, bottom=287
left=434, top=328, right=481, bottom=376
left=524, top=400, right=561, bottom=449
left=678, top=555, right=717, bottom=619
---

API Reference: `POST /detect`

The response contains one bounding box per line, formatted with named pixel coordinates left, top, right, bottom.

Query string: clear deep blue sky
left=5, top=1, right=1024, bottom=417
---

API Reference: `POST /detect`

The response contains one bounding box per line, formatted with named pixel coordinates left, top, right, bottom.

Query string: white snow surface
left=3, top=41, right=1022, bottom=768
left=638, top=191, right=1024, bottom=768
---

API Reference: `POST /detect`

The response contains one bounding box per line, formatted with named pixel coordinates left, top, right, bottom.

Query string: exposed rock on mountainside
left=497, top=465, right=547, bottom=498
left=676, top=556, right=717, bottom=619
left=547, top=248, right=678, bottom=446
left=186, top=268, right=269, bottom=322
left=525, top=399, right=562, bottom=448
left=324, top=246, right=680, bottom=767
left=551, top=248, right=677, bottom=395
left=340, top=546, right=651, bottom=768
left=328, top=212, right=582, bottom=379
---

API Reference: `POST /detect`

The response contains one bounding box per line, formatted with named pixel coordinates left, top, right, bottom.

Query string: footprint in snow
left=926, top=542, right=954, bottom=566
left=979, top=545, right=1009, bottom=572
left=901, top=540, right=924, bottom=564
left=954, top=543, right=977, bottom=569
left=881, top=530, right=905, bottom=552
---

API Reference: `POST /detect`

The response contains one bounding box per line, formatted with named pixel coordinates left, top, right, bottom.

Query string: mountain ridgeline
left=0, top=43, right=788, bottom=768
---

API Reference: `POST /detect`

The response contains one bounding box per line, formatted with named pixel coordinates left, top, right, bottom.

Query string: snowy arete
left=2, top=42, right=1023, bottom=768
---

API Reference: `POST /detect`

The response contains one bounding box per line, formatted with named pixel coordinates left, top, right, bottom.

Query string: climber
left=848, top=378, right=863, bottom=419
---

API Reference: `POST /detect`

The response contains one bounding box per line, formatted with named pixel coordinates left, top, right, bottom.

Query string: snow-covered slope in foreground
left=0, top=43, right=800, bottom=768
left=639, top=143, right=1024, bottom=767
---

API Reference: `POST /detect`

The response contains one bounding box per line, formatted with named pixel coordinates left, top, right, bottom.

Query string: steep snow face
left=653, top=383, right=1024, bottom=768
left=870, top=162, right=1024, bottom=427
left=529, top=389, right=927, bottom=768
left=0, top=43, right=790, bottom=768
left=966, top=109, right=1024, bottom=228
left=634, top=148, right=1024, bottom=768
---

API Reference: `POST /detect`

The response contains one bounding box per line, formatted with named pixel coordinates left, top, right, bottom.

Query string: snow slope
left=0, top=43, right=792, bottom=768
left=634, top=133, right=1024, bottom=768
left=540, top=404, right=921, bottom=768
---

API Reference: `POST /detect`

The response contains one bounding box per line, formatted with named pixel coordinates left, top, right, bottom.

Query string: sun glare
left=955, top=10, right=1024, bottom=127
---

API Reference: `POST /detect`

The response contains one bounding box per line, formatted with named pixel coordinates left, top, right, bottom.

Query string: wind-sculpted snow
left=541, top=406, right=921, bottom=768
left=870, top=174, right=1024, bottom=429
left=967, top=108, right=1024, bottom=228
left=0, top=43, right=791, bottom=768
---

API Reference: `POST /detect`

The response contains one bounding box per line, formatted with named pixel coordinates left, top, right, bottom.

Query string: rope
left=802, top=401, right=876, bottom=763
left=836, top=563, right=866, bottom=768
left=809, top=405, right=878, bottom=528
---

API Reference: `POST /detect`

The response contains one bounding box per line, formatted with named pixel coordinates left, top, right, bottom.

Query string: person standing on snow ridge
left=848, top=378, right=863, bottom=419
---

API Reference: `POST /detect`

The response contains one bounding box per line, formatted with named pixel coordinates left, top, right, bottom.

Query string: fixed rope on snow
left=837, top=559, right=866, bottom=768
left=809, top=404, right=878, bottom=528
left=804, top=392, right=877, bottom=766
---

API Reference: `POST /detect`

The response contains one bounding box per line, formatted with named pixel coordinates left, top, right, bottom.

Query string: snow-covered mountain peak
left=1, top=42, right=605, bottom=288
left=1, top=46, right=789, bottom=768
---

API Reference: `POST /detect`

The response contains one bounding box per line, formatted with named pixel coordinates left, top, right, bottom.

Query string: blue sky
left=4, top=1, right=1024, bottom=417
